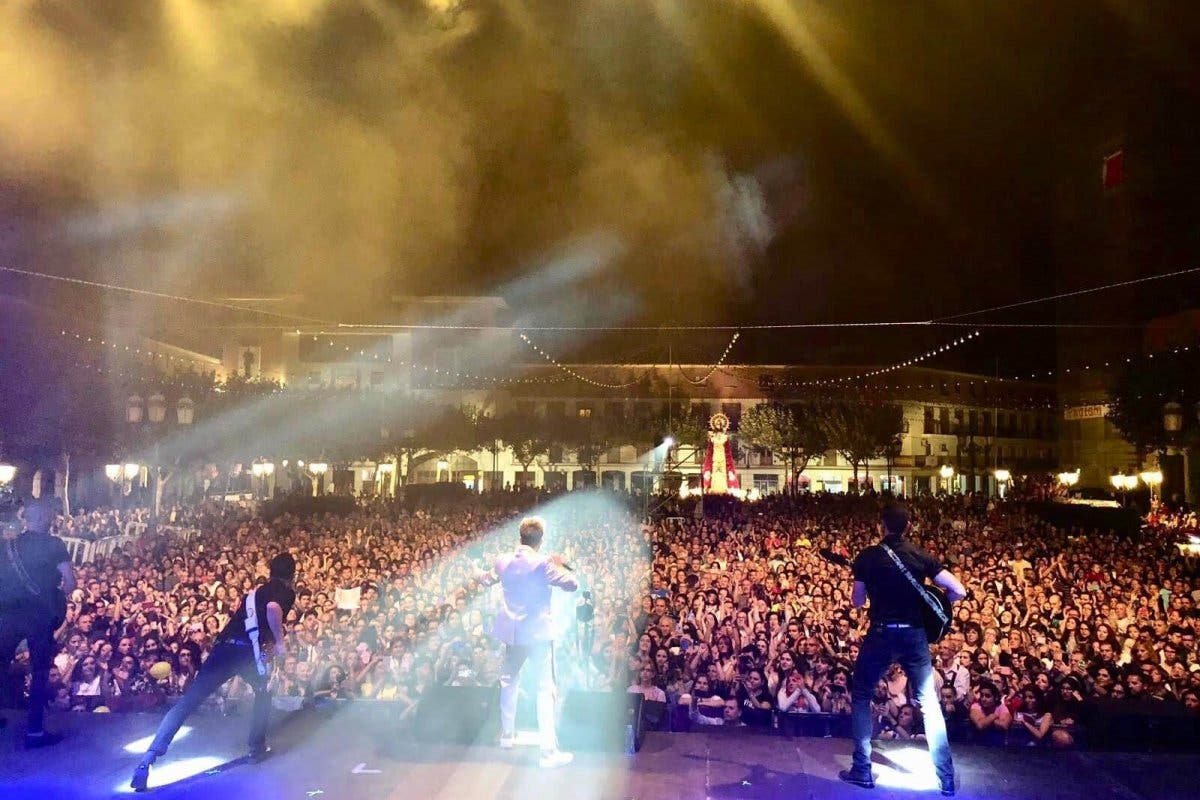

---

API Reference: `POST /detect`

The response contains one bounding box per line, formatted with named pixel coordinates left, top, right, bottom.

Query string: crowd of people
left=3, top=488, right=1198, bottom=751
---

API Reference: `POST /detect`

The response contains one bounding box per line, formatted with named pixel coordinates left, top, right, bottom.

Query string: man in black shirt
left=839, top=504, right=966, bottom=797
left=0, top=471, right=75, bottom=748
left=131, top=552, right=297, bottom=792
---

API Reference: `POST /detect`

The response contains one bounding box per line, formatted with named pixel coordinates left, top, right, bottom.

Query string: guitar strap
left=880, top=544, right=949, bottom=627
left=244, top=587, right=267, bottom=677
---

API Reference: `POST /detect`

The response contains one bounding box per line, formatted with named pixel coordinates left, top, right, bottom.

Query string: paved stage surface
left=2, top=706, right=1197, bottom=800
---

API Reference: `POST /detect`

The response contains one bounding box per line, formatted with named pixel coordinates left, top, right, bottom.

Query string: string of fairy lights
left=57, top=327, right=569, bottom=388
left=518, top=333, right=652, bottom=388
left=1001, top=342, right=1197, bottom=382
left=676, top=332, right=741, bottom=385
left=761, top=331, right=983, bottom=387
left=22, top=257, right=1198, bottom=402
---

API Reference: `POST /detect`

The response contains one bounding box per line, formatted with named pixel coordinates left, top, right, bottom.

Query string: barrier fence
left=58, top=523, right=198, bottom=565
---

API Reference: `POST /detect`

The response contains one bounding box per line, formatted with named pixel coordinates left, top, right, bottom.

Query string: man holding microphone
left=479, top=516, right=578, bottom=768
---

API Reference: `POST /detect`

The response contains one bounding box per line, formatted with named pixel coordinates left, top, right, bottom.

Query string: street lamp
left=376, top=461, right=396, bottom=498
left=251, top=461, right=275, bottom=500
left=1111, top=472, right=1137, bottom=505
left=939, top=464, right=955, bottom=494
left=1163, top=401, right=1184, bottom=434
left=147, top=393, right=167, bottom=424
left=994, top=468, right=1011, bottom=498
left=176, top=397, right=195, bottom=426
left=126, top=395, right=145, bottom=424
left=1140, top=469, right=1163, bottom=504
left=307, top=461, right=328, bottom=497
left=1056, top=469, right=1080, bottom=487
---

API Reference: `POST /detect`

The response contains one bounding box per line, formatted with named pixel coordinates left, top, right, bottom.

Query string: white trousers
left=499, top=642, right=558, bottom=753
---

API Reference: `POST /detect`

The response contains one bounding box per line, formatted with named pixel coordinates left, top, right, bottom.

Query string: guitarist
left=839, top=503, right=966, bottom=797
left=0, top=469, right=75, bottom=748
left=131, top=552, right=296, bottom=791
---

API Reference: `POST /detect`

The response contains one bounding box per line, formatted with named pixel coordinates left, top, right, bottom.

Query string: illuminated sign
left=1063, top=404, right=1109, bottom=421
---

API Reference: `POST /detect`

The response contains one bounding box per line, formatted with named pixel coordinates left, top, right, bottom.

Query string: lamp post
left=123, top=391, right=195, bottom=518
left=1056, top=469, right=1080, bottom=495
left=1110, top=472, right=1138, bottom=506
left=993, top=468, right=1011, bottom=499
left=376, top=461, right=396, bottom=499
left=251, top=460, right=275, bottom=500
left=939, top=464, right=955, bottom=495
left=1139, top=469, right=1163, bottom=506
left=308, top=462, right=328, bottom=497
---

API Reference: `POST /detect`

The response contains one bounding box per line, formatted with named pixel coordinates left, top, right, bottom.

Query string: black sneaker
left=247, top=746, right=273, bottom=764
left=24, top=730, right=63, bottom=749
left=838, top=768, right=876, bottom=789
left=130, top=760, right=153, bottom=792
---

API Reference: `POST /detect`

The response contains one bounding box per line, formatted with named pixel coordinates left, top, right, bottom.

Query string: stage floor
left=2, top=706, right=1197, bottom=800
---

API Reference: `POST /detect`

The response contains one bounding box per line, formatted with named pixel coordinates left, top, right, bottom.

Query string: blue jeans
left=147, top=642, right=271, bottom=758
left=851, top=626, right=953, bottom=786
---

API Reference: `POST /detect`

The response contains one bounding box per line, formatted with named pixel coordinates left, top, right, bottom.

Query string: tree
left=470, top=410, right=509, bottom=491
left=1108, top=353, right=1198, bottom=462
left=740, top=401, right=829, bottom=493
left=391, top=403, right=475, bottom=484
left=821, top=398, right=904, bottom=492
left=568, top=413, right=629, bottom=479
left=499, top=409, right=550, bottom=487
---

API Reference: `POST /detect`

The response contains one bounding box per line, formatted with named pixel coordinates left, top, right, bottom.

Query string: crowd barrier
left=58, top=523, right=197, bottom=565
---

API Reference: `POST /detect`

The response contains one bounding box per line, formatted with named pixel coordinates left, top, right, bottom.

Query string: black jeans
left=0, top=607, right=57, bottom=734
left=146, top=642, right=271, bottom=758
left=850, top=625, right=953, bottom=786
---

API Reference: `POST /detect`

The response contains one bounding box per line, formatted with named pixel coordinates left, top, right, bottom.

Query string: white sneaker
left=539, top=750, right=574, bottom=769
left=499, top=734, right=515, bottom=750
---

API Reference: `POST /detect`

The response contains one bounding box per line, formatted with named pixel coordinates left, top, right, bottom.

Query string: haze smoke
left=0, top=1, right=790, bottom=332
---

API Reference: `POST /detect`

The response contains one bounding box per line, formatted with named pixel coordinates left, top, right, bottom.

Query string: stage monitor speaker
left=558, top=691, right=645, bottom=753
left=412, top=685, right=499, bottom=744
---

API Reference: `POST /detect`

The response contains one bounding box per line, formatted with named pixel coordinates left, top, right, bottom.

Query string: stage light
left=663, top=436, right=675, bottom=448
left=871, top=745, right=940, bottom=791
left=113, top=755, right=222, bottom=793
left=124, top=463, right=141, bottom=480
left=123, top=727, right=192, bottom=754
left=0, top=464, right=15, bottom=485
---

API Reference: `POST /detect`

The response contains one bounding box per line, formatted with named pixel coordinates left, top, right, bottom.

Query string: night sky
left=2, top=1, right=1198, bottom=373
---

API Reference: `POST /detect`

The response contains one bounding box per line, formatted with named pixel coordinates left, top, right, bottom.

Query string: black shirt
left=217, top=579, right=295, bottom=648
left=4, top=532, right=69, bottom=601
left=851, top=535, right=944, bottom=626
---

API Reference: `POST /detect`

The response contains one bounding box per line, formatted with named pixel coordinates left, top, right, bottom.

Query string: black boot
left=130, top=758, right=154, bottom=792
left=838, top=768, right=876, bottom=789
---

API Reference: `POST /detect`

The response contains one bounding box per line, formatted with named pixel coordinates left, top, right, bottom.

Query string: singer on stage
left=479, top=516, right=578, bottom=768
